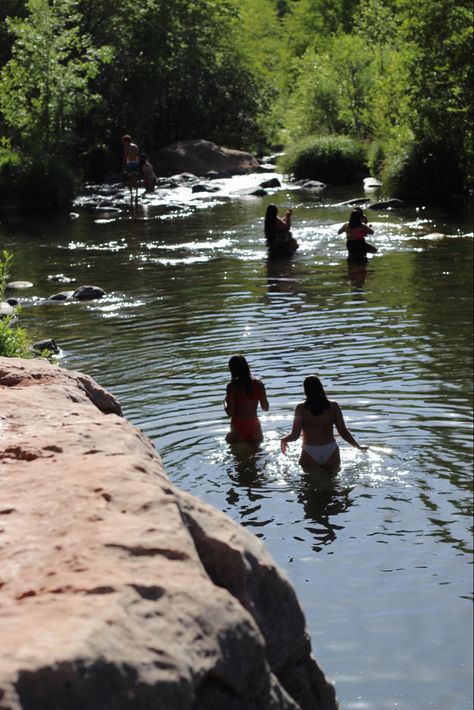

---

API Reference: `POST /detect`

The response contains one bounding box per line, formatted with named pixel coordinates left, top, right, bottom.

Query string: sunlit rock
left=0, top=357, right=339, bottom=710
left=5, top=280, right=33, bottom=290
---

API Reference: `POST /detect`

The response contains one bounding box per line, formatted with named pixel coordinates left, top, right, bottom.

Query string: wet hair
left=303, top=375, right=330, bottom=415
left=264, top=203, right=278, bottom=238
left=228, top=354, right=253, bottom=395
left=348, top=209, right=363, bottom=229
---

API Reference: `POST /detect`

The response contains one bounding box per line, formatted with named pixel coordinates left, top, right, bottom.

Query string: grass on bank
left=0, top=250, right=34, bottom=358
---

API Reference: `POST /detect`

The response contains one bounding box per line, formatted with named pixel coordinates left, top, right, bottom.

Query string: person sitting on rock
left=140, top=153, right=157, bottom=193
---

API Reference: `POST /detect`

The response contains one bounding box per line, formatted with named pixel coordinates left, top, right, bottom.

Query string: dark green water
left=2, top=176, right=473, bottom=709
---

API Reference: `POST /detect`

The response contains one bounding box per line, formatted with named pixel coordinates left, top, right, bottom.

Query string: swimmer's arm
left=333, top=402, right=367, bottom=450
left=337, top=223, right=347, bottom=235
left=363, top=223, right=374, bottom=235
left=280, top=405, right=303, bottom=453
left=224, top=384, right=235, bottom=417
left=258, top=381, right=269, bottom=412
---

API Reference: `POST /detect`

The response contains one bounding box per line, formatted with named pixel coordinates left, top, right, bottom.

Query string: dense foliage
left=0, top=0, right=472, bottom=205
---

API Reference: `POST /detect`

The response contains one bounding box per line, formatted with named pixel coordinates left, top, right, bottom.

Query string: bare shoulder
left=329, top=400, right=341, bottom=415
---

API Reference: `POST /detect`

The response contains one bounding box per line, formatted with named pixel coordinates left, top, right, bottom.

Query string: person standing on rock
left=224, top=355, right=269, bottom=447
left=122, top=134, right=140, bottom=204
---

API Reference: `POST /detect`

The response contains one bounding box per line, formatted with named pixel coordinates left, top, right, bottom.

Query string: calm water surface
left=2, top=175, right=473, bottom=709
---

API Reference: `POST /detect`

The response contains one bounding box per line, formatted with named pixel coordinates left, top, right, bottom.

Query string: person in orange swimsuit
left=281, top=375, right=367, bottom=469
left=224, top=355, right=269, bottom=446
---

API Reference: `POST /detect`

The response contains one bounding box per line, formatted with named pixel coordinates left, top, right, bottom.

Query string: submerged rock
left=0, top=357, right=339, bottom=710
left=47, top=274, right=74, bottom=284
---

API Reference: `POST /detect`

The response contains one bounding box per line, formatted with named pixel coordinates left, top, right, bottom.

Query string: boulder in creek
left=32, top=339, right=60, bottom=354
left=299, top=180, right=326, bottom=192
left=368, top=198, right=405, bottom=210
left=0, top=356, right=339, bottom=710
left=236, top=187, right=268, bottom=197
left=155, top=139, right=260, bottom=177
left=73, top=285, right=106, bottom=300
left=260, top=177, right=281, bottom=189
left=336, top=197, right=368, bottom=207
left=5, top=280, right=33, bottom=290
left=0, top=301, right=15, bottom=317
left=191, top=183, right=220, bottom=194
left=49, top=291, right=73, bottom=301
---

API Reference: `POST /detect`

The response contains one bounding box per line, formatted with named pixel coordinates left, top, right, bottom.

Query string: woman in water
left=280, top=375, right=367, bottom=468
left=224, top=355, right=269, bottom=446
left=264, top=204, right=298, bottom=252
left=338, top=208, right=377, bottom=260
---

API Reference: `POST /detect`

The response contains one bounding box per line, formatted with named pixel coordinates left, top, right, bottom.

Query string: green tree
left=395, top=0, right=473, bottom=186
left=0, top=0, right=111, bottom=160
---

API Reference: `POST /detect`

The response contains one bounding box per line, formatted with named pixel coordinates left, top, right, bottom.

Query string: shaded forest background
left=0, top=0, right=472, bottom=207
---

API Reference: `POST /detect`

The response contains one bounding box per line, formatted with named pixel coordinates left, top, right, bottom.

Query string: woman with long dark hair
left=281, top=375, right=367, bottom=468
left=264, top=203, right=298, bottom=252
left=338, top=208, right=377, bottom=260
left=224, top=355, right=269, bottom=446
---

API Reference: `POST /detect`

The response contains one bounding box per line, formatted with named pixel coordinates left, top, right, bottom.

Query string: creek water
left=1, top=173, right=473, bottom=709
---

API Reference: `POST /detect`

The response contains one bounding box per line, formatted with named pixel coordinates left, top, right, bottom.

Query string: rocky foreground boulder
left=0, top=357, right=338, bottom=710
left=154, top=139, right=260, bottom=177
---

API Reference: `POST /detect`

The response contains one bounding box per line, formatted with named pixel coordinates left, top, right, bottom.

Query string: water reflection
left=346, top=257, right=369, bottom=291
left=265, top=251, right=297, bottom=294
left=297, top=470, right=354, bottom=551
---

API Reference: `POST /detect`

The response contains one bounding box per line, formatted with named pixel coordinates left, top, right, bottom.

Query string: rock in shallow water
left=73, top=285, right=106, bottom=300
left=0, top=357, right=338, bottom=710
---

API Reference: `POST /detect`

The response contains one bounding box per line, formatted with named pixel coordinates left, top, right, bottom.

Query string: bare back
left=225, top=378, right=269, bottom=420
left=296, top=401, right=338, bottom=445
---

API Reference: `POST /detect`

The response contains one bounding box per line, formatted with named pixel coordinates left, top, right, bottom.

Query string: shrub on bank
left=382, top=140, right=466, bottom=203
left=0, top=150, right=75, bottom=211
left=278, top=135, right=367, bottom=183
left=0, top=251, right=33, bottom=358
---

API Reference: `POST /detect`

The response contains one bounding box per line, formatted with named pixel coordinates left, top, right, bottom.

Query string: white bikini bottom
left=302, top=442, right=338, bottom=465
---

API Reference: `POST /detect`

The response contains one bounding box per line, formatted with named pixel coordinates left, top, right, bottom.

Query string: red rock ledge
left=0, top=357, right=338, bottom=710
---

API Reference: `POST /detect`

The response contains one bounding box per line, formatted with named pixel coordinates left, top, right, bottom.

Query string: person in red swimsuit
left=224, top=355, right=269, bottom=446
left=338, top=208, right=377, bottom=259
